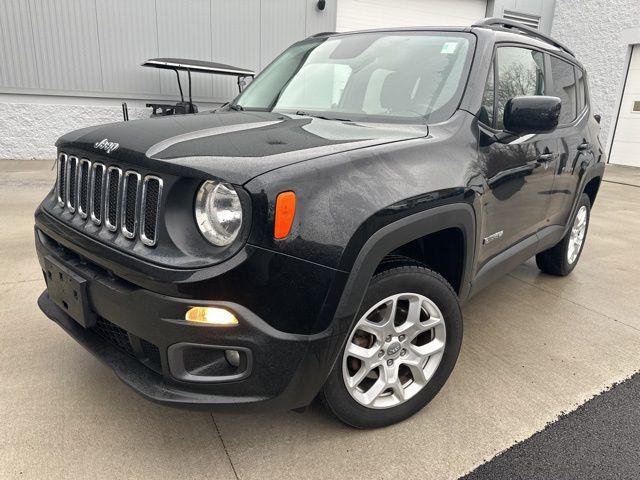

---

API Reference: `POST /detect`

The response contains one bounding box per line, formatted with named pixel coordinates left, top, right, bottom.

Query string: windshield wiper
left=229, top=103, right=244, bottom=111
left=295, top=111, right=352, bottom=122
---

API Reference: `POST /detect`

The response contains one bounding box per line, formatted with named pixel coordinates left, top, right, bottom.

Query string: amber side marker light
left=185, top=307, right=238, bottom=326
left=274, top=191, right=296, bottom=239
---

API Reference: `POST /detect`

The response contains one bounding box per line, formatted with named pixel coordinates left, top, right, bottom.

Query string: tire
left=374, top=254, right=424, bottom=274
left=322, top=265, right=463, bottom=428
left=536, top=193, right=591, bottom=276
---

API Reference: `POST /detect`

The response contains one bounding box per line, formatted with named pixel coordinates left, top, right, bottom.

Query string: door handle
left=577, top=142, right=591, bottom=151
left=537, top=153, right=554, bottom=163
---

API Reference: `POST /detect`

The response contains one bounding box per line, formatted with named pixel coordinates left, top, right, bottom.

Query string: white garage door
left=337, top=0, right=487, bottom=31
left=610, top=45, right=640, bottom=167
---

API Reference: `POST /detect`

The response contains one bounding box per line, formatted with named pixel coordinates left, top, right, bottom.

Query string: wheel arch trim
left=563, top=164, right=604, bottom=237
left=332, top=202, right=476, bottom=338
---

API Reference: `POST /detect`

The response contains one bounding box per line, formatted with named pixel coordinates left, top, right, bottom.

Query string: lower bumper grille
left=141, top=339, right=162, bottom=372
left=91, top=317, right=161, bottom=373
left=93, top=317, right=133, bottom=355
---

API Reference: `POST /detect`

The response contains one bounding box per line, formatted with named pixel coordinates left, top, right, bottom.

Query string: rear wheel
left=536, top=193, right=591, bottom=276
left=322, top=265, right=463, bottom=428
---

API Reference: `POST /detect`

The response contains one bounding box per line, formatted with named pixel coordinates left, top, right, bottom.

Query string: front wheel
left=322, top=265, right=463, bottom=428
left=536, top=193, right=591, bottom=276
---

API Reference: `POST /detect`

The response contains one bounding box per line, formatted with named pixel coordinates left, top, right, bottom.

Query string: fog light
left=185, top=307, right=238, bottom=326
left=225, top=349, right=241, bottom=367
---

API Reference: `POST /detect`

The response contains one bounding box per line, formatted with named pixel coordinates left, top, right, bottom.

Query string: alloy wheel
left=567, top=205, right=588, bottom=264
left=342, top=293, right=446, bottom=409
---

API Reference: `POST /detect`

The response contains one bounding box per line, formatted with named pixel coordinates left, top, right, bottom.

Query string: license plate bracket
left=44, top=256, right=96, bottom=328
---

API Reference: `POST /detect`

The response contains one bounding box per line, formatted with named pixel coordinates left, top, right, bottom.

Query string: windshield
left=232, top=32, right=473, bottom=123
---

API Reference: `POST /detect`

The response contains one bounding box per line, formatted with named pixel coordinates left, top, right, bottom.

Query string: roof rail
left=473, top=17, right=575, bottom=57
left=308, top=31, right=336, bottom=38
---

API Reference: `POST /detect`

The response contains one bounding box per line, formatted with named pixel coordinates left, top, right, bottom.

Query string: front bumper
left=35, top=227, right=343, bottom=411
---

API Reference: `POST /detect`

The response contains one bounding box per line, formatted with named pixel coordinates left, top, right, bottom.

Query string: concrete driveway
left=1, top=161, right=639, bottom=479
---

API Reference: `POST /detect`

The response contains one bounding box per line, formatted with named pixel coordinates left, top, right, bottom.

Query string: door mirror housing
left=503, top=96, right=561, bottom=135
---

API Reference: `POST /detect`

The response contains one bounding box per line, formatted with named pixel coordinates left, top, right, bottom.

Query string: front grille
left=66, top=156, right=78, bottom=212
left=105, top=167, right=122, bottom=231
left=54, top=152, right=163, bottom=247
left=78, top=159, right=91, bottom=218
left=121, top=171, right=140, bottom=238
left=91, top=163, right=105, bottom=224
left=57, top=154, right=67, bottom=205
left=141, top=176, right=162, bottom=246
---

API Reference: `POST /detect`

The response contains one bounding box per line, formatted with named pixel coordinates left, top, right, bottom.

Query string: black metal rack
left=473, top=17, right=575, bottom=57
left=140, top=58, right=255, bottom=117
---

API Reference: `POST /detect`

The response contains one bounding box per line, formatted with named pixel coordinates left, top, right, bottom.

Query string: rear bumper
left=35, top=227, right=343, bottom=411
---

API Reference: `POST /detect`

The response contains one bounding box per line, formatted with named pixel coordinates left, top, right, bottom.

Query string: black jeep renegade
left=35, top=19, right=605, bottom=428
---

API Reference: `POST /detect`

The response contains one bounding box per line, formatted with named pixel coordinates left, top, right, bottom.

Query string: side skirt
left=469, top=225, right=564, bottom=297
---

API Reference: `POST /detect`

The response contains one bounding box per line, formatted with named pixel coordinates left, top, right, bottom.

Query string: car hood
left=56, top=110, right=428, bottom=184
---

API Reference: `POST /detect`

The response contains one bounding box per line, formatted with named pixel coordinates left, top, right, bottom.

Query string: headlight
left=195, top=180, right=243, bottom=246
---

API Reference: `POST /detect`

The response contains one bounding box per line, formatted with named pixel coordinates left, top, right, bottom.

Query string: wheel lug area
left=378, top=350, right=384, bottom=358
left=400, top=349, right=406, bottom=356
left=387, top=359, right=394, bottom=366
left=398, top=334, right=405, bottom=341
left=385, top=335, right=392, bottom=342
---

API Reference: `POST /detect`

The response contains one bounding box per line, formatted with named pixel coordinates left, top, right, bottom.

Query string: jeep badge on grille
left=94, top=138, right=120, bottom=154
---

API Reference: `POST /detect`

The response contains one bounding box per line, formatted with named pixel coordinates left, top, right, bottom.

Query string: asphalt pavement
left=462, top=372, right=640, bottom=479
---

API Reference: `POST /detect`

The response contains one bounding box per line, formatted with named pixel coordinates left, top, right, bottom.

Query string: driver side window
left=481, top=46, right=546, bottom=130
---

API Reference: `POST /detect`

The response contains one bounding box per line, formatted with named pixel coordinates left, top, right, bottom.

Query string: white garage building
left=608, top=29, right=640, bottom=167
left=0, top=0, right=556, bottom=160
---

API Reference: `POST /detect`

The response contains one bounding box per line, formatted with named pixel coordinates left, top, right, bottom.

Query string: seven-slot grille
left=55, top=152, right=163, bottom=246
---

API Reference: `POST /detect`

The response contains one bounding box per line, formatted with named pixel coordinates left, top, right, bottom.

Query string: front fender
left=332, top=202, right=476, bottom=337
left=302, top=202, right=477, bottom=401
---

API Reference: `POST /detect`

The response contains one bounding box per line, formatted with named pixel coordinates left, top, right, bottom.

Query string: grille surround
left=78, top=159, right=91, bottom=219
left=105, top=166, right=122, bottom=232
left=121, top=171, right=141, bottom=239
left=56, top=153, right=67, bottom=206
left=90, top=163, right=106, bottom=225
left=140, top=175, right=163, bottom=247
left=54, top=152, right=163, bottom=248
left=65, top=156, right=78, bottom=213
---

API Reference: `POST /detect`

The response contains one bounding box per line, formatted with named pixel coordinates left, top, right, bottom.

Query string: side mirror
left=503, top=96, right=561, bottom=135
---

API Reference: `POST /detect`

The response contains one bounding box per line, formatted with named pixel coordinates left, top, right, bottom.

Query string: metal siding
left=0, top=0, right=337, bottom=100
left=337, top=0, right=487, bottom=31
left=260, top=0, right=306, bottom=68
left=0, top=0, right=39, bottom=88
left=156, top=0, right=213, bottom=99
left=305, top=0, right=337, bottom=36
left=28, top=0, right=103, bottom=92
left=487, top=0, right=556, bottom=33
left=211, top=0, right=261, bottom=102
left=95, top=0, right=160, bottom=95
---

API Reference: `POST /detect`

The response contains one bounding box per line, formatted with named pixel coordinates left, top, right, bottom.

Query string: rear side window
left=576, top=67, right=587, bottom=112
left=495, top=47, right=546, bottom=130
left=549, top=56, right=577, bottom=124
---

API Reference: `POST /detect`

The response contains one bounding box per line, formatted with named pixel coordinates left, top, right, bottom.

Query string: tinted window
left=234, top=33, right=473, bottom=122
left=496, top=47, right=545, bottom=130
left=480, top=60, right=495, bottom=126
left=549, top=56, right=577, bottom=124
